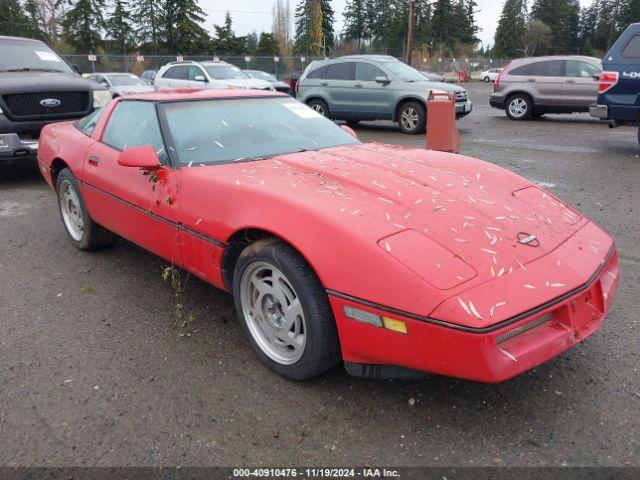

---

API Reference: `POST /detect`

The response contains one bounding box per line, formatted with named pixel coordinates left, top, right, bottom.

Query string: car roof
left=509, top=55, right=601, bottom=66
left=119, top=88, right=286, bottom=102
left=98, top=72, right=140, bottom=76
left=0, top=35, right=44, bottom=44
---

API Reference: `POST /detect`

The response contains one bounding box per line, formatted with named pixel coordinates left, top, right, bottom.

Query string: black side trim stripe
left=327, top=244, right=615, bottom=335
left=78, top=180, right=226, bottom=248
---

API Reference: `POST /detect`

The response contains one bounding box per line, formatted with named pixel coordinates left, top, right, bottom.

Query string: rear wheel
left=505, top=94, right=533, bottom=120
left=398, top=101, right=426, bottom=134
left=307, top=99, right=330, bottom=118
left=56, top=168, right=117, bottom=250
left=484, top=76, right=491, bottom=83
left=233, top=239, right=341, bottom=380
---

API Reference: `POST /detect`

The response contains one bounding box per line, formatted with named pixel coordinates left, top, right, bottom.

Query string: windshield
left=380, top=59, right=425, bottom=82
left=204, top=65, right=250, bottom=80
left=107, top=74, right=147, bottom=86
left=247, top=71, right=276, bottom=82
left=0, top=39, right=73, bottom=73
left=162, top=97, right=360, bottom=165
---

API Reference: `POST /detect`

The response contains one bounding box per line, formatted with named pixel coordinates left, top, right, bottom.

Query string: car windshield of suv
left=107, top=74, right=147, bottom=86
left=204, top=65, right=250, bottom=80
left=248, top=71, right=276, bottom=82
left=162, top=97, right=360, bottom=165
left=0, top=39, right=72, bottom=73
left=380, top=59, right=426, bottom=82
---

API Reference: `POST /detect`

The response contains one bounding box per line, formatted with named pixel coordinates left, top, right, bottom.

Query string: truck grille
left=2, top=91, right=90, bottom=119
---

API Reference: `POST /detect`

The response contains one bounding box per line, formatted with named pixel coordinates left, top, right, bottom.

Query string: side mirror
left=375, top=76, right=390, bottom=84
left=341, top=125, right=358, bottom=138
left=117, top=145, right=160, bottom=169
left=72, top=64, right=81, bottom=74
left=194, top=75, right=207, bottom=82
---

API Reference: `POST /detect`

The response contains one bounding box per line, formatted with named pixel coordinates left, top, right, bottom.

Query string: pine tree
left=531, top=0, right=580, bottom=54
left=61, top=0, right=106, bottom=52
left=0, top=0, right=31, bottom=37
left=164, top=0, right=209, bottom=54
left=343, top=0, right=367, bottom=49
left=256, top=32, right=280, bottom=55
left=133, top=0, right=161, bottom=54
left=493, top=0, right=527, bottom=58
left=106, top=0, right=133, bottom=54
left=24, top=0, right=48, bottom=41
left=213, top=12, right=245, bottom=55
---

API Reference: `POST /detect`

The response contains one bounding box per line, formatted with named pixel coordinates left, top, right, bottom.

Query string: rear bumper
left=589, top=104, right=608, bottom=119
left=455, top=100, right=473, bottom=118
left=490, top=94, right=505, bottom=109
left=330, top=246, right=619, bottom=383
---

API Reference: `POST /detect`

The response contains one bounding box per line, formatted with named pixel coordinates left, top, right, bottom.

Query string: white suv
left=154, top=60, right=274, bottom=90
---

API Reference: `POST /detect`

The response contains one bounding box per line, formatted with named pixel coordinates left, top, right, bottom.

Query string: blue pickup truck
left=590, top=23, right=640, bottom=144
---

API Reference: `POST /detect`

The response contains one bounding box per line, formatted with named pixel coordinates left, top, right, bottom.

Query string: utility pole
left=406, top=0, right=415, bottom=66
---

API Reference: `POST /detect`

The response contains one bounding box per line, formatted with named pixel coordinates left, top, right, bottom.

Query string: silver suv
left=154, top=60, right=273, bottom=91
left=490, top=55, right=602, bottom=120
left=297, top=55, right=472, bottom=134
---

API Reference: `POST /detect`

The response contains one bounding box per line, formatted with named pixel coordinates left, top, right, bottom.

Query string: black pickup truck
left=0, top=35, right=111, bottom=165
left=590, top=23, right=640, bottom=145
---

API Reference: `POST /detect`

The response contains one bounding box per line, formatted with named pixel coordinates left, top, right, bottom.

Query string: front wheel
left=56, top=168, right=117, bottom=250
left=233, top=239, right=341, bottom=380
left=398, top=101, right=426, bottom=134
left=505, top=94, right=533, bottom=120
left=484, top=76, right=491, bottom=83
left=307, top=99, right=330, bottom=118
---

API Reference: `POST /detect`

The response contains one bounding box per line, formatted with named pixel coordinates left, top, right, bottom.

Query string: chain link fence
left=62, top=54, right=511, bottom=82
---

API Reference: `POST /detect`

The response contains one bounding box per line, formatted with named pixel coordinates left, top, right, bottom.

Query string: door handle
left=354, top=82, right=363, bottom=88
left=565, top=79, right=576, bottom=84
left=88, top=155, right=100, bottom=165
left=320, top=81, right=328, bottom=86
left=526, top=78, right=536, bottom=83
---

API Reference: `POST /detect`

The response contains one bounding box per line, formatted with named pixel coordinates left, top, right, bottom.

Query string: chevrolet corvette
left=37, top=88, right=619, bottom=382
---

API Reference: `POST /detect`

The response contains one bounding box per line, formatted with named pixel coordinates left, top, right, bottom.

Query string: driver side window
left=188, top=66, right=206, bottom=81
left=101, top=101, right=168, bottom=163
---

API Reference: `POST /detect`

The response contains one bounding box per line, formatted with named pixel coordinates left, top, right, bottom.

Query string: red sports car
left=37, top=89, right=619, bottom=382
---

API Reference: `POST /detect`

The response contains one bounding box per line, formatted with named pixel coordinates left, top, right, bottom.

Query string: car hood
left=0, top=71, right=94, bottom=94
left=404, top=80, right=464, bottom=94
left=194, top=143, right=584, bottom=290
left=225, top=78, right=272, bottom=89
left=111, top=84, right=155, bottom=95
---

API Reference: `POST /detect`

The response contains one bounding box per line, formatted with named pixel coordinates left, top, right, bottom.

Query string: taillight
left=598, top=71, right=619, bottom=93
left=494, top=62, right=509, bottom=90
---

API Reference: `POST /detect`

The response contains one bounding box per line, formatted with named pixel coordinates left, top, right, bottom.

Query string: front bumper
left=0, top=132, right=38, bottom=162
left=455, top=100, right=473, bottom=118
left=329, top=246, right=619, bottom=383
left=589, top=104, right=608, bottom=120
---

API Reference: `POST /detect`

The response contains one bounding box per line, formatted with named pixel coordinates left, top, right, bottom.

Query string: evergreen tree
left=0, top=0, right=31, bottom=37
left=256, top=32, right=280, bottom=55
left=531, top=0, right=580, bottom=54
left=133, top=0, right=161, bottom=54
left=246, top=31, right=259, bottom=55
left=106, top=0, right=133, bottom=54
left=493, top=0, right=527, bottom=58
left=61, top=0, right=106, bottom=52
left=213, top=12, right=246, bottom=55
left=164, top=0, right=209, bottom=54
left=343, top=0, right=367, bottom=49
left=24, top=0, right=48, bottom=41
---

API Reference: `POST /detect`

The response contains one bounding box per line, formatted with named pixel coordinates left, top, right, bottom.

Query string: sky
left=206, top=0, right=596, bottom=50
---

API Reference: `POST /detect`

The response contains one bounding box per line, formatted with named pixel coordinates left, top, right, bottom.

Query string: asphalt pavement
left=1, top=82, right=639, bottom=467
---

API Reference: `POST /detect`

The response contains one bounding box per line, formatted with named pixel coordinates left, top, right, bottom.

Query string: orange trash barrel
left=426, top=91, right=460, bottom=154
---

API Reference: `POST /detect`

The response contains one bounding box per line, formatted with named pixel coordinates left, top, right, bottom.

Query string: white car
left=153, top=60, right=273, bottom=91
left=481, top=68, right=503, bottom=83
left=86, top=73, right=155, bottom=97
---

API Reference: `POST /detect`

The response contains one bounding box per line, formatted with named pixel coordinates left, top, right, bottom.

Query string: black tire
left=233, top=238, right=341, bottom=380
left=56, top=168, right=117, bottom=250
left=505, top=93, right=533, bottom=120
left=484, top=76, right=491, bottom=83
left=307, top=98, right=330, bottom=118
left=398, top=101, right=426, bottom=134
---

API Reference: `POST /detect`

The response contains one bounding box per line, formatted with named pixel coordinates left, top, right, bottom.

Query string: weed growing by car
left=162, top=265, right=195, bottom=338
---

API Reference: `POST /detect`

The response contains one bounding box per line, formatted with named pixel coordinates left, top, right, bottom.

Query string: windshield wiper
left=0, top=67, right=65, bottom=73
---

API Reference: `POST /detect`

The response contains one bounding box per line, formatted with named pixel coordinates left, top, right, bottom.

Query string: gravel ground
left=0, top=82, right=639, bottom=467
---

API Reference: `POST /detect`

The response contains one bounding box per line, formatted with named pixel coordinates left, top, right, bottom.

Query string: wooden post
left=406, top=1, right=415, bottom=66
